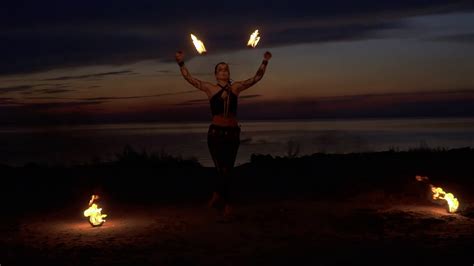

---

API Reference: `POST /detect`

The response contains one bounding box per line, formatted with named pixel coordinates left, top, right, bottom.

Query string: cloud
left=33, top=88, right=76, bottom=94
left=1, top=1, right=472, bottom=75
left=157, top=70, right=172, bottom=74
left=0, top=98, right=105, bottom=109
left=156, top=71, right=214, bottom=77
left=2, top=88, right=474, bottom=125
left=23, top=101, right=105, bottom=110
left=41, top=70, right=135, bottom=81
left=81, top=90, right=197, bottom=101
left=23, top=90, right=198, bottom=101
left=0, top=85, right=39, bottom=94
left=0, top=97, right=18, bottom=106
left=8, top=83, right=73, bottom=95
left=1, top=83, right=72, bottom=95
left=428, top=33, right=474, bottom=43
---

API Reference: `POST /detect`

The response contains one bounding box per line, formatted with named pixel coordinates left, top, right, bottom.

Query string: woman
left=175, top=50, right=272, bottom=219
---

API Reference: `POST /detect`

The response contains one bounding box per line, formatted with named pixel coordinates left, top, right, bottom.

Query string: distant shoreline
left=1, top=115, right=474, bottom=128
left=0, top=117, right=472, bottom=167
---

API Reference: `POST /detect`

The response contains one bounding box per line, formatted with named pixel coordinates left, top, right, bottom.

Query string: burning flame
left=415, top=175, right=459, bottom=213
left=247, top=29, right=261, bottom=48
left=83, top=195, right=107, bottom=227
left=190, top=34, right=207, bottom=54
left=430, top=185, right=459, bottom=213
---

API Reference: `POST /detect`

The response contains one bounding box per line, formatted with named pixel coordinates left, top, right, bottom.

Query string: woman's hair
left=214, top=62, right=228, bottom=74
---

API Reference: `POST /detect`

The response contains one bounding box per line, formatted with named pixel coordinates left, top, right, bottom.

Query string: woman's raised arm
left=233, top=51, right=272, bottom=93
left=175, top=51, right=214, bottom=95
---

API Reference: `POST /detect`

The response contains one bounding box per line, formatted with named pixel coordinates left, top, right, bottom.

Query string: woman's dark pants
left=207, top=124, right=240, bottom=205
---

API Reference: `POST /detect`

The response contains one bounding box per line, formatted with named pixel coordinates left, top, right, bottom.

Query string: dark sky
left=1, top=0, right=474, bottom=124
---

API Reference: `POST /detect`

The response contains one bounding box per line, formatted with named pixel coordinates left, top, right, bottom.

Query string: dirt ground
left=3, top=198, right=474, bottom=266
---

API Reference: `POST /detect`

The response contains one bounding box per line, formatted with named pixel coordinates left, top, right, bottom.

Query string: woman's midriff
left=212, top=115, right=239, bottom=127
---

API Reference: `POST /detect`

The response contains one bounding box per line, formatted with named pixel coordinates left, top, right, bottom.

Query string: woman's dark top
left=210, top=84, right=238, bottom=117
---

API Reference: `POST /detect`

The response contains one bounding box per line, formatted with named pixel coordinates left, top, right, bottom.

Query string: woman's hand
left=175, top=51, right=184, bottom=63
left=264, top=51, right=272, bottom=61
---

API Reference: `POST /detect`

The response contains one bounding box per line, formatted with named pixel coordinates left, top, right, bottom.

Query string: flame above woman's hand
left=190, top=34, right=207, bottom=54
left=247, top=30, right=261, bottom=48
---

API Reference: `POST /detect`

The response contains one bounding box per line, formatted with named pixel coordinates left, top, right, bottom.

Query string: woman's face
left=215, top=63, right=230, bottom=81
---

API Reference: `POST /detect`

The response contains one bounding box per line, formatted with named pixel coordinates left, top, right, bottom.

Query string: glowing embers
left=84, top=195, right=107, bottom=227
